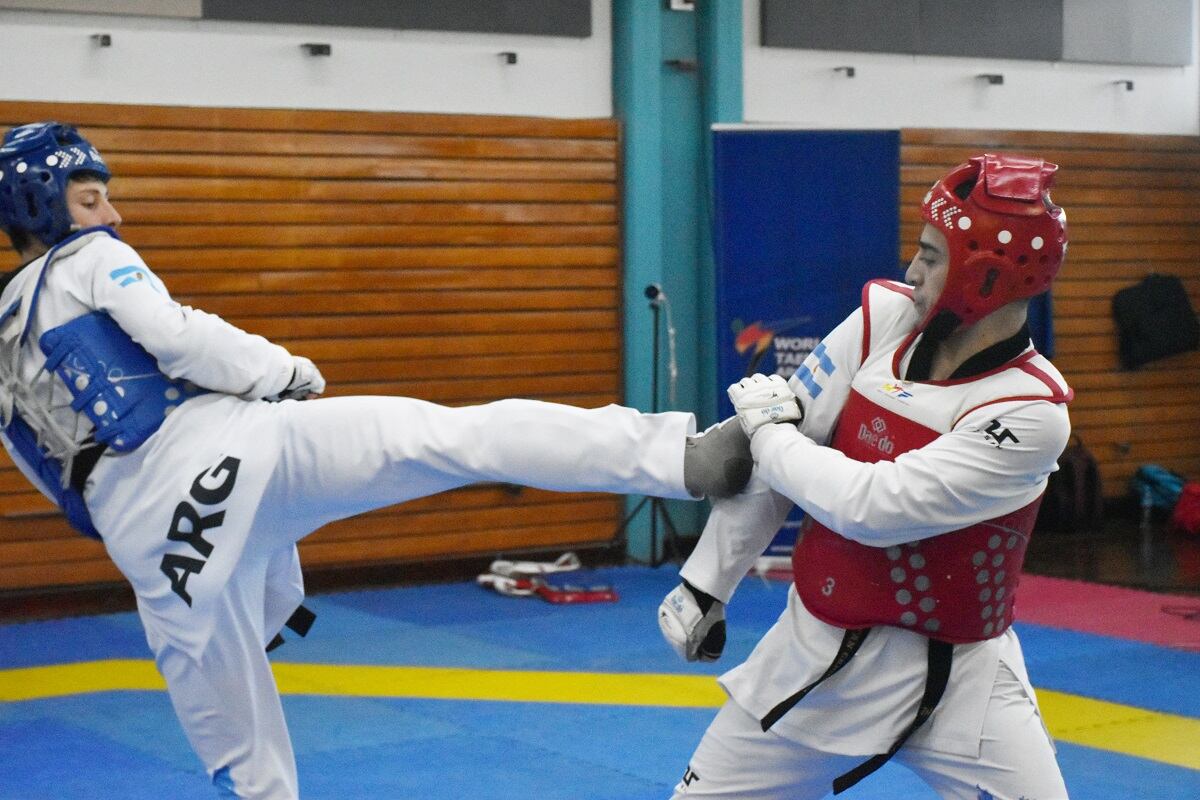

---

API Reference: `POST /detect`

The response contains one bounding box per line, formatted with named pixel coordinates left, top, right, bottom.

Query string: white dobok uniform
left=0, top=230, right=696, bottom=800
left=675, top=281, right=1072, bottom=800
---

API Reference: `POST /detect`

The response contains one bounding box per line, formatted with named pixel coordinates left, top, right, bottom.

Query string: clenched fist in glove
left=270, top=356, right=326, bottom=401
left=727, top=373, right=803, bottom=436
left=658, top=580, right=726, bottom=662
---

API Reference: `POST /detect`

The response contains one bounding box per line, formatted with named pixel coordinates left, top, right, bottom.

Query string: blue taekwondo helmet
left=0, top=122, right=110, bottom=248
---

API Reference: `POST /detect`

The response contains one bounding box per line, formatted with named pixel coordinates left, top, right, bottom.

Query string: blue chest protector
left=0, top=229, right=207, bottom=539
left=4, top=313, right=208, bottom=539
left=39, top=312, right=208, bottom=451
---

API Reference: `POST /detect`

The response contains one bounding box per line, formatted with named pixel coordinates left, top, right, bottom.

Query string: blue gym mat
left=1, top=565, right=1197, bottom=799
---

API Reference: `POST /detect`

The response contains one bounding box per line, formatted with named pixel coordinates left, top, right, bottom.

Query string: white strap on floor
left=485, top=552, right=581, bottom=579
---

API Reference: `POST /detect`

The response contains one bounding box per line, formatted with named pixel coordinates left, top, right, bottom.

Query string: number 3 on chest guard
left=159, top=456, right=241, bottom=606
left=821, top=577, right=836, bottom=596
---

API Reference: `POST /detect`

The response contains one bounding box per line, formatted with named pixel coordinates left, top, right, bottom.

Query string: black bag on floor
left=1037, top=436, right=1103, bottom=533
left=1112, top=274, right=1200, bottom=369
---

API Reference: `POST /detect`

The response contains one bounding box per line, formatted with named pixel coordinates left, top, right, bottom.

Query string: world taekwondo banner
left=711, top=128, right=900, bottom=561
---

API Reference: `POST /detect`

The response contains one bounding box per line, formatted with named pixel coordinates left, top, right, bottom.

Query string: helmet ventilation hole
left=1017, top=255, right=1028, bottom=265
left=967, top=240, right=979, bottom=250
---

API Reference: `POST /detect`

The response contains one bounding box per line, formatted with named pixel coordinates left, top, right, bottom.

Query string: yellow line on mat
left=1, top=660, right=1196, bottom=771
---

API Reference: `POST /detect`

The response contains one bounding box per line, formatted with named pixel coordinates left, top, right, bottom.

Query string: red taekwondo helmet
left=919, top=153, right=1067, bottom=330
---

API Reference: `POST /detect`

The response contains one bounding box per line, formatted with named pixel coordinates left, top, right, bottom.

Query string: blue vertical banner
left=711, top=128, right=900, bottom=558
left=713, top=128, right=901, bottom=401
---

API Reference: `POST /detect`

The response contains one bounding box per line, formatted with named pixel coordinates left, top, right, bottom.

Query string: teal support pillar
left=612, top=0, right=743, bottom=563
left=696, top=0, right=744, bottom=428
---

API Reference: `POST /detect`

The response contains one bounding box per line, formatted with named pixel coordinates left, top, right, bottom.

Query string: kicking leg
left=260, top=396, right=696, bottom=537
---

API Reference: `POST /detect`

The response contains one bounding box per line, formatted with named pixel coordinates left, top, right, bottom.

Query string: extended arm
left=749, top=400, right=1070, bottom=546
left=86, top=238, right=321, bottom=400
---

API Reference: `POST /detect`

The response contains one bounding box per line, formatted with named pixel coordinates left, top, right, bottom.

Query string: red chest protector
left=792, top=388, right=1043, bottom=644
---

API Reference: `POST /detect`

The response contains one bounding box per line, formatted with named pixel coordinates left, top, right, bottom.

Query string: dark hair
left=69, top=170, right=108, bottom=186
left=4, top=225, right=33, bottom=254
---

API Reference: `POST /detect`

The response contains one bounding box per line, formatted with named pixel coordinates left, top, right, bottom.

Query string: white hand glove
left=271, top=356, right=326, bottom=401
left=658, top=581, right=726, bottom=662
left=727, top=373, right=803, bottom=436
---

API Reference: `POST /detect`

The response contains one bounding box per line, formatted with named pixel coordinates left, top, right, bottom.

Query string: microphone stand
left=615, top=284, right=684, bottom=566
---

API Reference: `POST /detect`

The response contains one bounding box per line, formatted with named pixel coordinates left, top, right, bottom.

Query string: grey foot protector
left=683, top=418, right=752, bottom=499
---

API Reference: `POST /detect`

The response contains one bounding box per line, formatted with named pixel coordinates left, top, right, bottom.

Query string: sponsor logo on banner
left=731, top=316, right=815, bottom=379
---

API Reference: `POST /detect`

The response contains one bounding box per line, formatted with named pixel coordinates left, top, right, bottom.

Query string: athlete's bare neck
left=926, top=302, right=1029, bottom=381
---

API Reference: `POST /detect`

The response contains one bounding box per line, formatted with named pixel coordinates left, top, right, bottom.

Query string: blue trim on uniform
left=0, top=297, right=19, bottom=327
left=20, top=225, right=119, bottom=344
left=213, top=766, right=239, bottom=798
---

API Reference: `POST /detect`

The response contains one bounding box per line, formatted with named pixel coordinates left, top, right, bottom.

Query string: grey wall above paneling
left=1063, top=0, right=1193, bottom=66
left=919, top=0, right=1061, bottom=61
left=0, top=0, right=198, bottom=14
left=201, top=0, right=592, bottom=38
left=761, top=0, right=920, bottom=55
left=762, top=0, right=1192, bottom=67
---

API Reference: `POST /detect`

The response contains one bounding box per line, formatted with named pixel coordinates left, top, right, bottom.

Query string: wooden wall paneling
left=0, top=100, right=625, bottom=592
left=902, top=129, right=1200, bottom=497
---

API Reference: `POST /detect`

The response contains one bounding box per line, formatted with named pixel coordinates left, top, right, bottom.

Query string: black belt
left=68, top=443, right=106, bottom=493
left=761, top=627, right=871, bottom=730
left=266, top=605, right=317, bottom=653
left=760, top=629, right=954, bottom=795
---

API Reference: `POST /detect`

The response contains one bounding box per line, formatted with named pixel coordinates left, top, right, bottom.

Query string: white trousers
left=672, top=663, right=1068, bottom=800
left=87, top=395, right=695, bottom=799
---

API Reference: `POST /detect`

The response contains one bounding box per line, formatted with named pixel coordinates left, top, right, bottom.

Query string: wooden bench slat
left=317, top=373, right=618, bottom=399
left=89, top=128, right=617, bottom=161
left=112, top=177, right=618, bottom=203
left=901, top=143, right=1200, bottom=171
left=308, top=498, right=618, bottom=544
left=164, top=269, right=617, bottom=294
left=902, top=185, right=1200, bottom=208
left=1067, top=385, right=1200, bottom=410
left=121, top=224, right=618, bottom=248
left=0, top=101, right=620, bottom=139
left=131, top=245, right=618, bottom=272
left=0, top=559, right=124, bottom=591
left=119, top=201, right=617, bottom=226
left=297, top=520, right=618, bottom=569
left=900, top=221, right=1200, bottom=245
left=902, top=128, right=1200, bottom=153
left=902, top=165, right=1200, bottom=189
left=244, top=310, right=618, bottom=338
left=104, top=153, right=617, bottom=181
left=187, top=290, right=616, bottom=318
left=272, top=332, right=617, bottom=360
